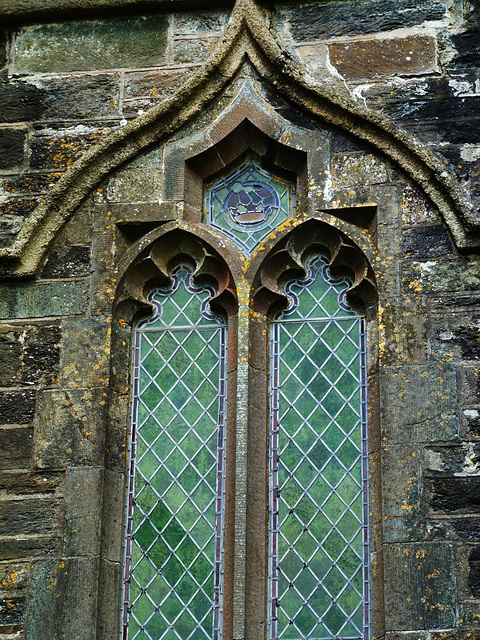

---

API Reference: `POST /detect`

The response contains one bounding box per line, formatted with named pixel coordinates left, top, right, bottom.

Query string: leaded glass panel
left=123, top=265, right=227, bottom=640
left=269, top=254, right=369, bottom=640
left=205, top=159, right=295, bottom=254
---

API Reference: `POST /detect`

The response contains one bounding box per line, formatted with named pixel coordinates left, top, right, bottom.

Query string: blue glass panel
left=205, top=159, right=295, bottom=254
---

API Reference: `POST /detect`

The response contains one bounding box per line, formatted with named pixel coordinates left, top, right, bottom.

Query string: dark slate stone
left=0, top=30, right=7, bottom=71
left=0, top=197, right=38, bottom=219
left=430, top=477, right=480, bottom=512
left=0, top=128, right=26, bottom=170
left=402, top=225, right=453, bottom=259
left=21, top=324, right=61, bottom=385
left=280, top=0, right=446, bottom=41
left=450, top=29, right=480, bottom=69
left=2, top=172, right=61, bottom=195
left=0, top=596, right=24, bottom=626
left=0, top=498, right=58, bottom=536
left=0, top=536, right=60, bottom=561
left=0, top=81, right=44, bottom=123
left=384, top=96, right=480, bottom=123
left=452, top=519, right=480, bottom=542
left=0, top=470, right=62, bottom=495
left=41, top=245, right=91, bottom=279
left=0, top=389, right=35, bottom=424
left=0, top=426, right=32, bottom=469
left=468, top=547, right=480, bottom=598
left=0, top=329, right=22, bottom=385
left=330, top=128, right=372, bottom=153
left=404, top=119, right=480, bottom=145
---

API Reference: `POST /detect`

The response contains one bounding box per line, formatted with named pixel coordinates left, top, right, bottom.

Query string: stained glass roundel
left=205, top=160, right=295, bottom=254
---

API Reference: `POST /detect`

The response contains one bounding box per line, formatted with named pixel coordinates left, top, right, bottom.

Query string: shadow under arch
left=0, top=0, right=477, bottom=279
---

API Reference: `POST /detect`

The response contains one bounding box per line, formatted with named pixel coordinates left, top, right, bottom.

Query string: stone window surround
left=104, top=113, right=381, bottom=639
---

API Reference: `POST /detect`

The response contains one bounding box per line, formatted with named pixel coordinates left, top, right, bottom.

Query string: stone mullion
left=232, top=276, right=250, bottom=640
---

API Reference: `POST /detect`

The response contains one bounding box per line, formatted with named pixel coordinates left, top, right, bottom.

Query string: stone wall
left=0, top=1, right=479, bottom=639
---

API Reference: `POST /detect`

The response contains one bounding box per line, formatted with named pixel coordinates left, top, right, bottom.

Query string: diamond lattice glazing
left=269, top=254, right=369, bottom=640
left=123, top=266, right=227, bottom=640
left=205, top=158, right=295, bottom=255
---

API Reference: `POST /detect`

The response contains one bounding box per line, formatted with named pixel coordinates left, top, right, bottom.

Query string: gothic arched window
left=121, top=156, right=373, bottom=640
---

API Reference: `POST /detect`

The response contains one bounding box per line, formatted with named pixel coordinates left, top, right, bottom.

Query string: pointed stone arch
left=1, top=0, right=477, bottom=279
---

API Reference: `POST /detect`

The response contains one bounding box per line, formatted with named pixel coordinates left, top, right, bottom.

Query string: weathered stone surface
left=64, top=467, right=102, bottom=556
left=0, top=390, right=35, bottom=425
left=30, top=122, right=119, bottom=170
left=123, top=68, right=193, bottom=118
left=381, top=364, right=458, bottom=443
left=0, top=427, right=32, bottom=469
left=0, top=536, right=60, bottom=561
left=173, top=10, right=228, bottom=35
left=173, top=36, right=217, bottom=63
left=382, top=444, right=422, bottom=542
left=378, top=296, right=427, bottom=365
left=0, top=280, right=88, bottom=319
left=0, top=81, right=43, bottom=123
left=0, top=328, right=22, bottom=385
left=41, top=245, right=90, bottom=279
left=0, top=215, right=25, bottom=249
left=0, top=596, right=24, bottom=627
left=468, top=546, right=480, bottom=597
left=22, top=324, right=61, bottom=386
left=61, top=316, right=111, bottom=388
left=401, top=184, right=440, bottom=225
left=25, top=557, right=98, bottom=640
left=0, top=129, right=27, bottom=172
left=331, top=152, right=390, bottom=187
left=329, top=35, right=437, bottom=80
left=0, top=470, right=63, bottom=495
left=384, top=543, right=456, bottom=630
left=430, top=312, right=480, bottom=363
left=2, top=172, right=62, bottom=196
left=101, top=168, right=163, bottom=203
left=34, top=388, right=106, bottom=468
left=21, top=73, right=121, bottom=120
left=278, top=0, right=447, bottom=41
left=402, top=225, right=453, bottom=259
left=14, top=16, right=168, bottom=74
left=0, top=499, right=59, bottom=536
left=403, top=258, right=480, bottom=293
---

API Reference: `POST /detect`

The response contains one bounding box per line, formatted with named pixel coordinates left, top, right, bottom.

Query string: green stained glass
left=123, top=266, right=227, bottom=640
left=269, top=254, right=369, bottom=640
left=205, top=158, right=295, bottom=255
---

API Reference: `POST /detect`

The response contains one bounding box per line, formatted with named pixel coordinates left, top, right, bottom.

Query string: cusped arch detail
left=1, top=0, right=477, bottom=278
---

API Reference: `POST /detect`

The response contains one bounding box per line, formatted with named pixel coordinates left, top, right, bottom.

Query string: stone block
left=21, top=73, right=121, bottom=120
left=0, top=498, right=59, bottom=536
left=22, top=324, right=61, bottom=386
left=402, top=225, right=453, bottom=259
left=277, top=0, right=446, bottom=41
left=0, top=390, right=35, bottom=425
left=14, top=16, right=168, bottom=74
left=0, top=328, right=22, bottom=386
left=468, top=547, right=480, bottom=598
left=384, top=543, right=456, bottom=630
left=102, top=169, right=163, bottom=204
left=2, top=172, right=61, bottom=196
left=123, top=68, right=193, bottom=119
left=0, top=81, right=43, bottom=124
left=0, top=215, right=24, bottom=249
left=381, top=364, right=458, bottom=443
left=0, top=30, right=7, bottom=72
left=331, top=152, right=390, bottom=187
left=428, top=476, right=480, bottom=513
left=0, top=280, right=88, bottom=319
left=100, top=469, right=126, bottom=563
left=0, top=129, right=27, bottom=173
left=382, top=444, right=422, bottom=542
left=0, top=427, right=32, bottom=469
left=0, top=536, right=60, bottom=561
left=173, top=10, right=228, bottom=35
left=378, top=296, right=427, bottom=366
left=329, top=35, right=437, bottom=80
left=0, top=197, right=39, bottom=220
left=96, top=558, right=123, bottom=640
left=34, top=388, right=106, bottom=468
left=402, top=184, right=440, bottom=225
left=60, top=316, right=111, bottom=388
left=30, top=122, right=118, bottom=171
left=0, top=596, right=24, bottom=628
left=0, top=562, right=30, bottom=592
left=173, top=36, right=217, bottom=64
left=63, top=467, right=103, bottom=557
left=385, top=96, right=480, bottom=124
left=0, top=470, right=63, bottom=496
left=403, top=257, right=480, bottom=294
left=41, top=245, right=91, bottom=279
left=429, top=311, right=480, bottom=363
left=25, top=557, right=98, bottom=640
